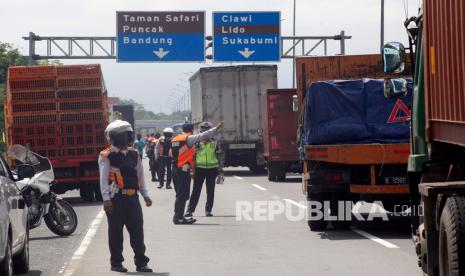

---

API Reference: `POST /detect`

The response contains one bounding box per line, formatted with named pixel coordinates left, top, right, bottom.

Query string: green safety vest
left=196, top=141, right=219, bottom=169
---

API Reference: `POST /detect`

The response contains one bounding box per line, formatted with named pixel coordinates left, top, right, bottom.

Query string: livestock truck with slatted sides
left=5, top=64, right=109, bottom=202
left=190, top=65, right=277, bottom=172
left=296, top=54, right=413, bottom=231
left=382, top=1, right=465, bottom=274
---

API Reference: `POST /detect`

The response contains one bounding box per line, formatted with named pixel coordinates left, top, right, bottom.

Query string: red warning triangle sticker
left=387, top=99, right=411, bottom=123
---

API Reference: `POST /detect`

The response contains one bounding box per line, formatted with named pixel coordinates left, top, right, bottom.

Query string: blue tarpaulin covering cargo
left=304, top=79, right=413, bottom=145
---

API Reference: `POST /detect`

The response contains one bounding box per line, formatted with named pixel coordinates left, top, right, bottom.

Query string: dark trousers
left=147, top=151, right=157, bottom=180
left=158, top=156, right=172, bottom=186
left=106, top=193, right=149, bottom=267
left=188, top=168, right=218, bottom=213
left=173, top=167, right=191, bottom=220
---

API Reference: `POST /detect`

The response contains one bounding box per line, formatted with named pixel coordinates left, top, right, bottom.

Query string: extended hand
left=216, top=122, right=224, bottom=129
left=144, top=197, right=153, bottom=207
left=103, top=201, right=113, bottom=215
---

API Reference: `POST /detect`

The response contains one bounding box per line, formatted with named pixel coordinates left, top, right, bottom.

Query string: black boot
left=111, top=265, right=128, bottom=273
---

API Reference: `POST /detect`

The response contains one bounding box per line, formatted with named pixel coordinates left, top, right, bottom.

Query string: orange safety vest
left=100, top=147, right=141, bottom=190
left=170, top=133, right=196, bottom=168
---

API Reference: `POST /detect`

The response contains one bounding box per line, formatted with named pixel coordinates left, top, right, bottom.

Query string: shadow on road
left=315, top=217, right=412, bottom=241
left=30, top=235, right=69, bottom=241
left=18, top=270, right=42, bottom=276
left=125, top=272, right=170, bottom=276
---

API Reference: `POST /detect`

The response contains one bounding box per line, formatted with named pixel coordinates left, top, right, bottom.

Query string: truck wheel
left=267, top=164, right=277, bottom=181
left=80, top=185, right=95, bottom=202
left=439, top=196, right=465, bottom=276
left=330, top=196, right=352, bottom=230
left=307, top=193, right=328, bottom=231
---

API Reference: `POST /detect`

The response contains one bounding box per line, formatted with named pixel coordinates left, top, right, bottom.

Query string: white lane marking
left=352, top=228, right=399, bottom=249
left=233, top=176, right=243, bottom=180
left=61, top=210, right=105, bottom=276
left=283, top=199, right=308, bottom=209
left=252, top=184, right=267, bottom=191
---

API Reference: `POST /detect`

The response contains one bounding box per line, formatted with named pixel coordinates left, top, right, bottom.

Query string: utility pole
left=292, top=0, right=296, bottom=88
left=380, top=0, right=385, bottom=54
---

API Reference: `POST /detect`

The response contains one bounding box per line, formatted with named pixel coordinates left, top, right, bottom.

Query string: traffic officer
left=170, top=122, right=223, bottom=224
left=99, top=120, right=153, bottom=273
left=146, top=133, right=157, bottom=182
left=155, top=127, right=174, bottom=189
left=186, top=122, right=224, bottom=217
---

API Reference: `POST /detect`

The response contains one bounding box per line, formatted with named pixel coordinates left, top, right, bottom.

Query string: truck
left=261, top=89, right=301, bottom=181
left=190, top=65, right=278, bottom=172
left=112, top=104, right=135, bottom=130
left=296, top=54, right=413, bottom=230
left=382, top=1, right=465, bottom=274
left=5, top=64, right=109, bottom=202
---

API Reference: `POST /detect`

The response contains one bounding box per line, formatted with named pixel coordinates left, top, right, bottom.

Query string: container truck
left=261, top=89, right=301, bottom=181
left=296, top=54, right=413, bottom=230
left=112, top=104, right=135, bottom=130
left=382, top=1, right=465, bottom=274
left=190, top=65, right=278, bottom=172
left=5, top=64, right=109, bottom=202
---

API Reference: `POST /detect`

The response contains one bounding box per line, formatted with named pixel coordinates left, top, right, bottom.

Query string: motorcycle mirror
left=383, top=42, right=406, bottom=73
left=384, top=78, right=408, bottom=99
left=17, top=164, right=36, bottom=181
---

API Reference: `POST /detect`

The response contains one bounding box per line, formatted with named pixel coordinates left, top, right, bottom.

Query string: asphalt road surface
left=21, top=159, right=421, bottom=276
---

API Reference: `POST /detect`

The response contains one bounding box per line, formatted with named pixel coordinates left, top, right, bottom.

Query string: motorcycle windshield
left=7, top=144, right=53, bottom=174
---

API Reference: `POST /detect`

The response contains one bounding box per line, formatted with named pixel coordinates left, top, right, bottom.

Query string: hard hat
left=105, top=120, right=134, bottom=148
left=163, top=127, right=174, bottom=134
left=105, top=120, right=133, bottom=135
left=199, top=121, right=213, bottom=131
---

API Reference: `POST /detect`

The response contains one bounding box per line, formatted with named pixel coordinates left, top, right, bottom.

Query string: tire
left=0, top=234, right=13, bottom=276
left=439, top=196, right=465, bottom=276
left=307, top=193, right=328, bottom=231
left=80, top=185, right=95, bottom=202
left=330, top=196, right=352, bottom=230
left=44, top=200, right=78, bottom=236
left=13, top=227, right=29, bottom=274
left=267, top=164, right=277, bottom=181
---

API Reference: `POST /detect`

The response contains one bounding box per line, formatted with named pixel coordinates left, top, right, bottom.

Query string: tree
left=0, top=43, right=28, bottom=152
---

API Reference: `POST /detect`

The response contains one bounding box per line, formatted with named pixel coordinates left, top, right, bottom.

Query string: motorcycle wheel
left=44, top=199, right=78, bottom=236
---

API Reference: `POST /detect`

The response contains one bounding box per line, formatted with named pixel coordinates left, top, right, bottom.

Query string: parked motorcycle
left=7, top=145, right=78, bottom=236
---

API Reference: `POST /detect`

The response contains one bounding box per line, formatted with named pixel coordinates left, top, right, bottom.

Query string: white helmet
left=162, top=127, right=174, bottom=134
left=105, top=120, right=133, bottom=135
left=105, top=120, right=134, bottom=147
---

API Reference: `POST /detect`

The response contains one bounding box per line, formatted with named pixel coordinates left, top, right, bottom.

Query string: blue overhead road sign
left=213, top=12, right=281, bottom=62
left=116, top=11, right=205, bottom=62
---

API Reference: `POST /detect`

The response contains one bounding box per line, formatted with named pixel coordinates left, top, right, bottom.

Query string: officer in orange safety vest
left=99, top=120, right=153, bottom=273
left=169, top=122, right=223, bottom=224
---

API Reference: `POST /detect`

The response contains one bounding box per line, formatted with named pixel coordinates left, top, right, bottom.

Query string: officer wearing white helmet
left=99, top=120, right=153, bottom=273
left=155, top=127, right=174, bottom=189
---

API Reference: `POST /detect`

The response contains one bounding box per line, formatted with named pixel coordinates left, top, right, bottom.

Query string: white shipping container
left=189, top=65, right=278, bottom=170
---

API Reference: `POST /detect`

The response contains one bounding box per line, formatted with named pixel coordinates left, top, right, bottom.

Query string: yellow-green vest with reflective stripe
left=196, top=141, right=219, bottom=169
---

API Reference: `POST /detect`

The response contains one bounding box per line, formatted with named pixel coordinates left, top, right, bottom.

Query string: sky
left=0, top=0, right=421, bottom=114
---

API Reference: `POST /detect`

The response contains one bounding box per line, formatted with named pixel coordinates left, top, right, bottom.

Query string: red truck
left=5, top=64, right=109, bottom=201
left=262, top=89, right=301, bottom=181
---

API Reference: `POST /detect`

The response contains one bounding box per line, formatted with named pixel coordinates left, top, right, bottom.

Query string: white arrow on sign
left=238, top=48, right=255, bottom=59
left=153, top=48, right=170, bottom=59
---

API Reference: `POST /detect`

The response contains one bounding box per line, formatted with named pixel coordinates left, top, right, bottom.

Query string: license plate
left=229, top=144, right=256, bottom=149
left=384, top=177, right=407, bottom=184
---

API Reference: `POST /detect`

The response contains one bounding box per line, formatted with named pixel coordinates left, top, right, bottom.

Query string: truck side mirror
left=383, top=42, right=406, bottom=73
left=292, top=95, right=298, bottom=112
left=384, top=78, right=408, bottom=99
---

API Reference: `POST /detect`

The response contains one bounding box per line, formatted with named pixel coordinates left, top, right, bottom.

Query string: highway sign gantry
left=116, top=11, right=205, bottom=62
left=213, top=11, right=281, bottom=62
